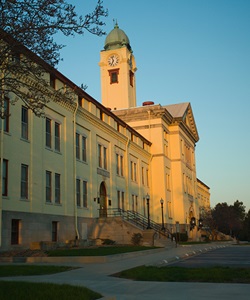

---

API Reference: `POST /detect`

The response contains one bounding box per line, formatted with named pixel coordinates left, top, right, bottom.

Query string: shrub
left=131, top=233, right=143, bottom=246
left=102, top=239, right=116, bottom=245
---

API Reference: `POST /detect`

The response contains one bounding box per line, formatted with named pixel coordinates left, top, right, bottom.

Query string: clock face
left=108, top=55, right=119, bottom=67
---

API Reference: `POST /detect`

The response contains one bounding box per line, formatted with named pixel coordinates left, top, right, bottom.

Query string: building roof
left=165, top=102, right=199, bottom=142
left=165, top=102, right=190, bottom=118
left=104, top=22, right=132, bottom=51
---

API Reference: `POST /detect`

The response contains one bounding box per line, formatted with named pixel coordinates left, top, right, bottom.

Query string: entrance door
left=99, top=182, right=107, bottom=217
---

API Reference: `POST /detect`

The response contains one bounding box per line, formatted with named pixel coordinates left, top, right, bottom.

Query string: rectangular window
left=122, top=191, right=125, bottom=211
left=142, top=167, right=144, bottom=185
left=76, top=133, right=80, bottom=159
left=98, top=144, right=102, bottom=168
left=21, top=164, right=28, bottom=199
left=130, top=161, right=137, bottom=182
left=55, top=173, right=61, bottom=204
left=11, top=52, right=20, bottom=63
left=146, top=169, right=149, bottom=187
left=117, top=190, right=121, bottom=209
left=21, top=106, right=28, bottom=140
left=116, top=154, right=119, bottom=175
left=78, top=96, right=82, bottom=107
left=2, top=159, right=8, bottom=196
left=11, top=219, right=20, bottom=245
left=109, top=69, right=119, bottom=84
left=98, top=144, right=108, bottom=170
left=82, top=136, right=86, bottom=162
left=132, top=194, right=135, bottom=211
left=46, top=171, right=52, bottom=202
left=46, top=118, right=52, bottom=148
left=0, top=98, right=9, bottom=132
left=50, top=74, right=56, bottom=89
left=134, top=163, right=137, bottom=182
left=143, top=197, right=146, bottom=216
left=52, top=221, right=58, bottom=242
left=103, top=147, right=107, bottom=170
left=116, top=154, right=124, bottom=176
left=76, top=179, right=81, bottom=206
left=54, top=122, right=60, bottom=152
left=82, top=181, right=87, bottom=208
left=120, top=156, right=124, bottom=176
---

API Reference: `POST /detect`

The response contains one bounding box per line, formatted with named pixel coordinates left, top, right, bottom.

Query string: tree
left=0, top=0, right=108, bottom=116
left=212, top=200, right=246, bottom=239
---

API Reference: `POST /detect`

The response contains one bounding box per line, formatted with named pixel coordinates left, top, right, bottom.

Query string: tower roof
left=104, top=22, right=132, bottom=51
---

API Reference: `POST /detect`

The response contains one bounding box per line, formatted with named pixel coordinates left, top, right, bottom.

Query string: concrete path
left=1, top=242, right=250, bottom=300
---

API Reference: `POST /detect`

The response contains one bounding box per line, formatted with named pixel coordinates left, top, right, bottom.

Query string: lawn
left=47, top=245, right=156, bottom=256
left=114, top=265, right=250, bottom=283
left=0, top=265, right=75, bottom=277
left=0, top=281, right=102, bottom=300
left=0, top=265, right=102, bottom=300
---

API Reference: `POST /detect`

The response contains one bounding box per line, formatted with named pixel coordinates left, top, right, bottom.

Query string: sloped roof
left=164, top=102, right=199, bottom=142
left=165, top=102, right=190, bottom=118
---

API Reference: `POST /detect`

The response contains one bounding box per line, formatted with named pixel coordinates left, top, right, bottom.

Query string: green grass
left=0, top=265, right=76, bottom=277
left=114, top=266, right=250, bottom=283
left=0, top=281, right=102, bottom=300
left=47, top=246, right=156, bottom=257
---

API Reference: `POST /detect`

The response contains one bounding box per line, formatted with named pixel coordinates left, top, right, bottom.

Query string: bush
left=102, top=239, right=116, bottom=245
left=131, top=233, right=143, bottom=246
left=172, top=232, right=188, bottom=242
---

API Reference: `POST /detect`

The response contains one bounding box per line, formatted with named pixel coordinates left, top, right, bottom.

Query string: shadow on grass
left=0, top=281, right=102, bottom=300
left=113, top=265, right=250, bottom=283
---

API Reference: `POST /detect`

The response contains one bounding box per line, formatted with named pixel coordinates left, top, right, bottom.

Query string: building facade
left=0, top=24, right=210, bottom=250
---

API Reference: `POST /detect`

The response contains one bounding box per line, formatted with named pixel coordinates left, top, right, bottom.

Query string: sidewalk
left=1, top=242, right=250, bottom=300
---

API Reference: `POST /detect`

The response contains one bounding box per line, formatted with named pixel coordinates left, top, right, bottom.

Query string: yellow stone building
left=0, top=24, right=210, bottom=250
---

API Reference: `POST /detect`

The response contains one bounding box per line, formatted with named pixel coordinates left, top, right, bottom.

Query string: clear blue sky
left=57, top=0, right=250, bottom=211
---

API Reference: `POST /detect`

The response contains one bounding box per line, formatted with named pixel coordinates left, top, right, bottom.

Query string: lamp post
left=190, top=217, right=196, bottom=231
left=146, top=193, right=151, bottom=229
left=160, top=198, right=165, bottom=231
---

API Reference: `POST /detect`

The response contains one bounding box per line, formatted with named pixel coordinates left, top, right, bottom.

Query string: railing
left=99, top=208, right=172, bottom=239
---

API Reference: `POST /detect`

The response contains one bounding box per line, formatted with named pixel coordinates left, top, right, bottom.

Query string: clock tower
left=99, top=23, right=137, bottom=110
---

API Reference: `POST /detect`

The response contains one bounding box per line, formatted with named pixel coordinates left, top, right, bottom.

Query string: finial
left=113, top=18, right=119, bottom=28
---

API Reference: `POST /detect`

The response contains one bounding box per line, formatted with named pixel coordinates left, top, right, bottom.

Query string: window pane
left=46, top=118, right=52, bottom=148
left=83, top=181, right=87, bottom=208
left=82, top=136, right=86, bottom=161
left=103, top=147, right=107, bottom=170
left=46, top=171, right=52, bottom=202
left=21, top=107, right=28, bottom=139
left=2, top=159, right=8, bottom=196
left=21, top=164, right=28, bottom=199
left=11, top=219, right=19, bottom=245
left=55, top=173, right=60, bottom=204
left=52, top=221, right=58, bottom=242
left=55, top=122, right=60, bottom=151
left=111, top=72, right=118, bottom=83
left=76, top=179, right=81, bottom=206
left=0, top=98, right=10, bottom=132
left=76, top=133, right=80, bottom=159
left=116, top=154, right=119, bottom=175
left=98, top=144, right=102, bottom=168
left=120, top=156, right=124, bottom=176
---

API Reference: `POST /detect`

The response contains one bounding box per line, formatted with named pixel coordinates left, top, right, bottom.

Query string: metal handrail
left=99, top=208, right=172, bottom=239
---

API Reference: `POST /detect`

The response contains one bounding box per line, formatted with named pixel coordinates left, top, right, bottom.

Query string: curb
left=150, top=244, right=228, bottom=266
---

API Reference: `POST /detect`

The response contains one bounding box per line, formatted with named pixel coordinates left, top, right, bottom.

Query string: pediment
left=164, top=102, right=199, bottom=142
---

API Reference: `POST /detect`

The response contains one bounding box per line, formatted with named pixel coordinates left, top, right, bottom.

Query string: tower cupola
left=104, top=22, right=132, bottom=52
